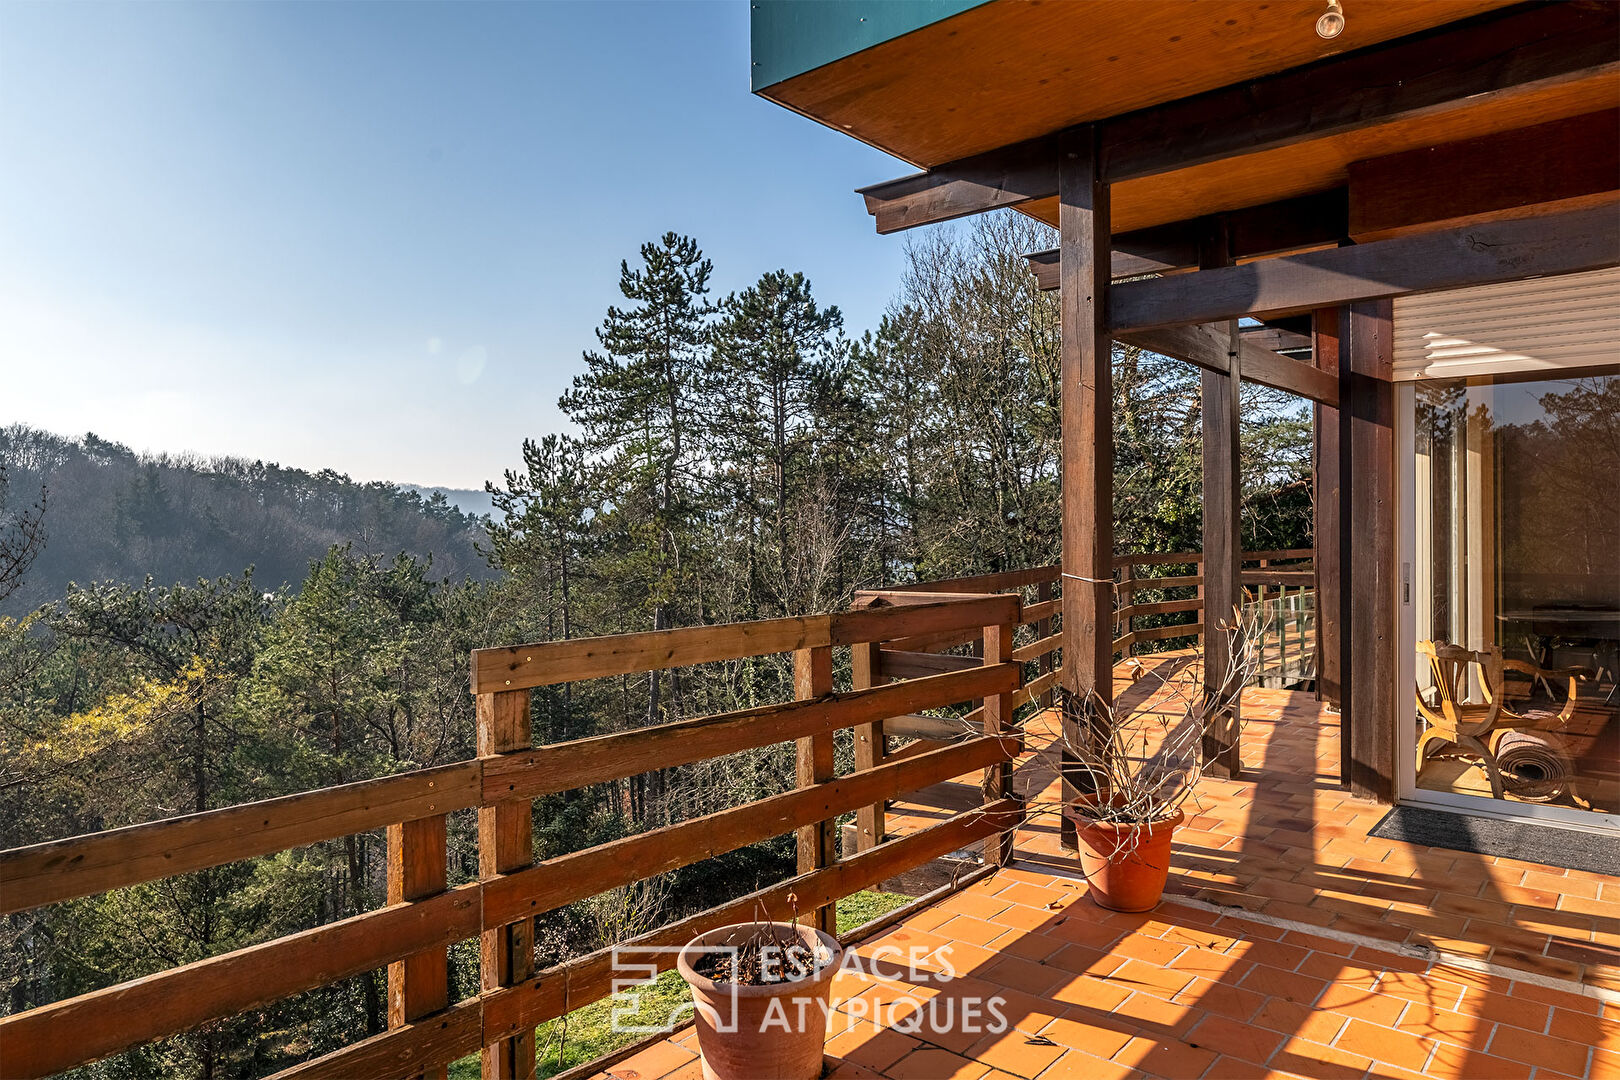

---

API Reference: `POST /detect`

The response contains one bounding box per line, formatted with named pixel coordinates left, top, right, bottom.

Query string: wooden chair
left=1415, top=640, right=1591, bottom=799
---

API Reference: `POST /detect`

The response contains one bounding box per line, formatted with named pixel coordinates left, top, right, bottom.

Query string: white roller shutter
left=1392, top=266, right=1620, bottom=381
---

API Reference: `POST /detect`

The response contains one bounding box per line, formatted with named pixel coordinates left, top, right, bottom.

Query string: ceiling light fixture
left=1316, top=0, right=1345, bottom=40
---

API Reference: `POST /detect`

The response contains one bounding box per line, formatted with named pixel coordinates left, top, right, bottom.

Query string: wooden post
left=478, top=689, right=536, bottom=1080
left=1117, top=561, right=1135, bottom=650
left=794, top=645, right=837, bottom=933
left=1313, top=308, right=1345, bottom=733
left=851, top=631, right=886, bottom=851
left=1200, top=223, right=1243, bottom=778
left=387, top=814, right=449, bottom=1080
left=1058, top=124, right=1113, bottom=852
left=982, top=615, right=1018, bottom=866
left=1036, top=579, right=1055, bottom=707
left=1342, top=299, right=1398, bottom=802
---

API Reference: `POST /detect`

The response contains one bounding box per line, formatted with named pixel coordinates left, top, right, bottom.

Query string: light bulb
left=1316, top=0, right=1345, bottom=39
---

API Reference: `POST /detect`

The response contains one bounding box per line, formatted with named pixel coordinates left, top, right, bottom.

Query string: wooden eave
left=788, top=1, right=1617, bottom=237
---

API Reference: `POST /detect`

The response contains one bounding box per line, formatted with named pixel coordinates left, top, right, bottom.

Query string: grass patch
left=448, top=891, right=913, bottom=1078
left=836, top=889, right=912, bottom=935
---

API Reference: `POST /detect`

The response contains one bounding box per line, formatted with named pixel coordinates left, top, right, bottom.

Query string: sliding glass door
left=1400, top=368, right=1620, bottom=830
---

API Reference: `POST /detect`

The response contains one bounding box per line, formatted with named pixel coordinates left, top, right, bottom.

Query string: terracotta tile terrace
left=594, top=681, right=1620, bottom=1080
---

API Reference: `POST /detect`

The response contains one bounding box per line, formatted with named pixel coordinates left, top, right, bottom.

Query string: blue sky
left=0, top=1, right=912, bottom=488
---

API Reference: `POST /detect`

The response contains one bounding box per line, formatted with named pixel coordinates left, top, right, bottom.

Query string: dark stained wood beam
left=1110, top=198, right=1620, bottom=333
left=858, top=135, right=1058, bottom=235
left=1311, top=308, right=1345, bottom=769
left=1026, top=190, right=1350, bottom=288
left=1118, top=325, right=1337, bottom=407
left=859, top=4, right=1615, bottom=235
left=1340, top=300, right=1397, bottom=803
left=1349, top=108, right=1620, bottom=241
left=1057, top=125, right=1112, bottom=850
left=1241, top=325, right=1312, bottom=356
left=1199, top=228, right=1242, bottom=779
left=1103, top=2, right=1620, bottom=181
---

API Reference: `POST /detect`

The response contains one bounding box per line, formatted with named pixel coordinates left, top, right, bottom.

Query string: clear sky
left=0, top=1, right=912, bottom=489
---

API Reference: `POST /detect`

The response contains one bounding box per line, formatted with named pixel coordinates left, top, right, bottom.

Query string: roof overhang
left=753, top=0, right=1619, bottom=235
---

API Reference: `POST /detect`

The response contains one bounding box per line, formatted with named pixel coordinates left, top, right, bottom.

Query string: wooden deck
left=594, top=681, right=1620, bottom=1080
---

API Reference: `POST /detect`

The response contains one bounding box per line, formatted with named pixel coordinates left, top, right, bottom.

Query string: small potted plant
left=1052, top=616, right=1258, bottom=911
left=676, top=897, right=842, bottom=1080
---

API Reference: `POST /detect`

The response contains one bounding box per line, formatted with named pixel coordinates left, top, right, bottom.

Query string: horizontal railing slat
left=267, top=999, right=484, bottom=1080
left=1021, top=598, right=1060, bottom=624
left=480, top=798, right=1023, bottom=1037
left=482, top=735, right=1017, bottom=928
left=1127, top=597, right=1204, bottom=619
left=1133, top=621, right=1204, bottom=643
left=471, top=594, right=1019, bottom=694
left=1011, top=631, right=1062, bottom=664
left=482, top=662, right=1020, bottom=803
left=1129, top=573, right=1202, bottom=591
left=877, top=648, right=982, bottom=680
left=877, top=565, right=1059, bottom=594
left=0, top=760, right=481, bottom=915
left=0, top=883, right=482, bottom=1079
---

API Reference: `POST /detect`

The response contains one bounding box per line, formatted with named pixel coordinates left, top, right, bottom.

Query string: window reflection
left=1413, top=370, right=1620, bottom=815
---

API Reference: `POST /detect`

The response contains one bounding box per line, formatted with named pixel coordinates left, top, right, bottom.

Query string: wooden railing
left=882, top=546, right=1313, bottom=662
left=0, top=594, right=1025, bottom=1080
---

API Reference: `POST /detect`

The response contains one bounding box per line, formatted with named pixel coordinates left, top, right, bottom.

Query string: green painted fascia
left=750, top=0, right=990, bottom=93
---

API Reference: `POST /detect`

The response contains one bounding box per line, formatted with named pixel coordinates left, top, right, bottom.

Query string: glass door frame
left=1396, top=382, right=1620, bottom=834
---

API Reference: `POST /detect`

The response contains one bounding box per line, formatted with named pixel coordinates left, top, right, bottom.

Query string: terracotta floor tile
left=1487, top=1023, right=1596, bottom=1076
left=1036, top=1014, right=1134, bottom=1061
left=1111, top=1033, right=1220, bottom=1079
left=1182, top=1013, right=1286, bottom=1065
left=1046, top=973, right=1132, bottom=1013
left=824, top=1017, right=922, bottom=1073
left=1422, top=1040, right=1535, bottom=1079
left=1103, top=958, right=1197, bottom=999
left=885, top=1047, right=991, bottom=1080
left=1270, top=1036, right=1373, bottom=1080
left=1332, top=1018, right=1435, bottom=1072
left=962, top=1028, right=1066, bottom=1080
left=603, top=1038, right=695, bottom=1080
left=1170, top=977, right=1266, bottom=1023
left=1035, top=1049, right=1139, bottom=1080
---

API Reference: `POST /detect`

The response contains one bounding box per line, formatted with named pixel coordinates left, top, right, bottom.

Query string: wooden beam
left=1241, top=326, right=1313, bottom=356
left=1120, top=324, right=1337, bottom=406
left=1102, top=2, right=1620, bottom=182
left=1341, top=300, right=1398, bottom=803
left=1350, top=109, right=1620, bottom=242
left=1312, top=308, right=1345, bottom=734
left=1111, top=199, right=1620, bottom=332
left=478, top=689, right=535, bottom=1080
left=1026, top=190, right=1350, bottom=287
left=858, top=134, right=1058, bottom=234
left=860, top=3, right=1614, bottom=235
left=1058, top=125, right=1113, bottom=850
left=794, top=644, right=837, bottom=935
left=1200, top=226, right=1242, bottom=779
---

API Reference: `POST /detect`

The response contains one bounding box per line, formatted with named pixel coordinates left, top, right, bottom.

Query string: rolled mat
left=1493, top=729, right=1573, bottom=802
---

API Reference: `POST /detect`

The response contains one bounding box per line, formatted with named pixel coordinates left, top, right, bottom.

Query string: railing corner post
left=477, top=688, right=536, bottom=1080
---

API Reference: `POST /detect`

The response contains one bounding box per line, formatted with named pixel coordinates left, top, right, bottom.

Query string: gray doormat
left=1368, top=805, right=1620, bottom=876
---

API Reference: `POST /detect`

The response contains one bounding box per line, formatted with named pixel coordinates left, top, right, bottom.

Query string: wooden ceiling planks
left=759, top=0, right=1518, bottom=169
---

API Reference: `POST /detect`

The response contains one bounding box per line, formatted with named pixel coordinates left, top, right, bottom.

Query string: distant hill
left=401, top=484, right=500, bottom=521
left=0, top=425, right=495, bottom=614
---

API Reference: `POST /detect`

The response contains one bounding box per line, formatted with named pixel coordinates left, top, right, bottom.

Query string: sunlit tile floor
left=593, top=681, right=1619, bottom=1080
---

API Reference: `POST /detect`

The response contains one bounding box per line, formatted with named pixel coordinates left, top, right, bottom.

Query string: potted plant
left=676, top=898, right=842, bottom=1080
left=1052, top=615, right=1259, bottom=912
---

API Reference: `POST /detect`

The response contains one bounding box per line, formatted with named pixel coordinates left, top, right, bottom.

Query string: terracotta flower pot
left=1064, top=806, right=1184, bottom=912
left=676, top=921, right=842, bottom=1080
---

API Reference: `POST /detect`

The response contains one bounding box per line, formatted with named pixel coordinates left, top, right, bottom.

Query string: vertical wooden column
left=793, top=645, right=837, bottom=933
left=1342, top=299, right=1398, bottom=802
left=1200, top=224, right=1243, bottom=777
left=387, top=814, right=450, bottom=1080
left=851, top=628, right=886, bottom=851
left=1312, top=308, right=1345, bottom=746
left=981, top=614, right=1017, bottom=866
left=1036, top=579, right=1055, bottom=706
left=478, top=689, right=536, bottom=1080
left=1116, top=562, right=1135, bottom=648
left=1058, top=124, right=1113, bottom=851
